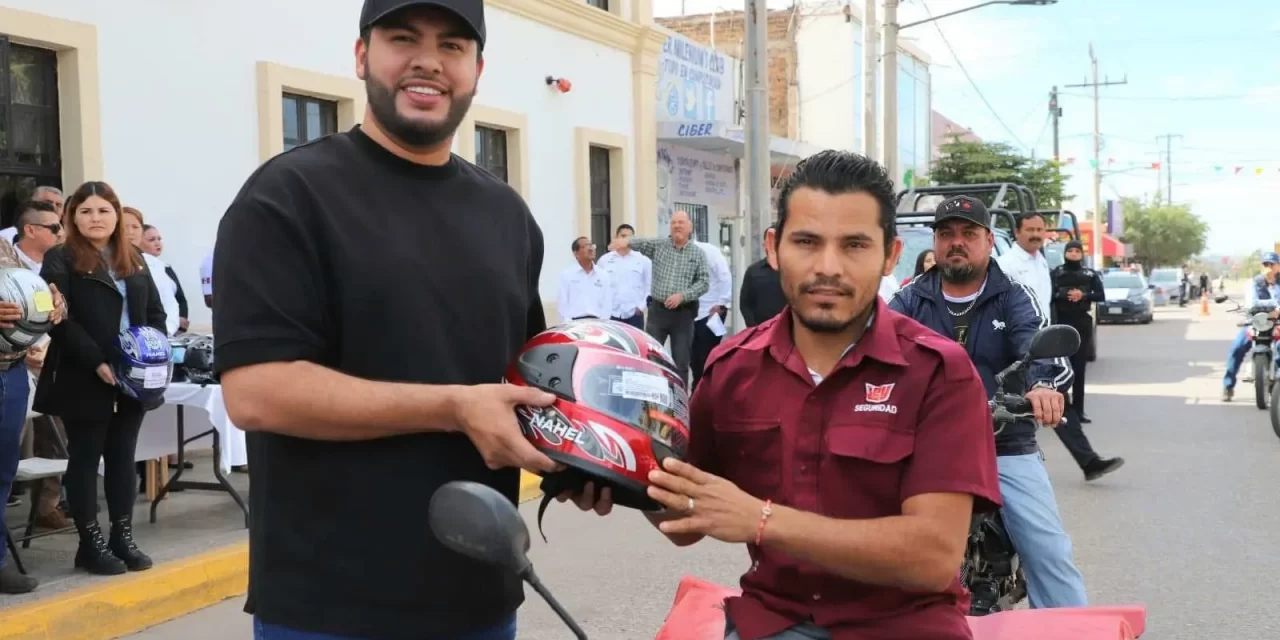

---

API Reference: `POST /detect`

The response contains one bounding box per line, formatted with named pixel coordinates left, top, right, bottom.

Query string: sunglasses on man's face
left=33, top=223, right=62, bottom=234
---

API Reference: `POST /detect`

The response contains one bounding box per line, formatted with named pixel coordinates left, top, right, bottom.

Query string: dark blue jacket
left=1249, top=273, right=1277, bottom=306
left=888, top=260, right=1072, bottom=456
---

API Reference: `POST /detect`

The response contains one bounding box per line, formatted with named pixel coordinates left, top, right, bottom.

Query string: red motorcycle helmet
left=506, top=319, right=690, bottom=536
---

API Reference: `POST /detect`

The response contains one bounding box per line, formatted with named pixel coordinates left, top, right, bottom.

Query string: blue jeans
left=997, top=453, right=1088, bottom=609
left=0, top=363, right=29, bottom=569
left=1224, top=326, right=1254, bottom=389
left=253, top=615, right=516, bottom=640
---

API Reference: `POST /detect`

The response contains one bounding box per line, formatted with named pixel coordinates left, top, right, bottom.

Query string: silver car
left=1148, top=268, right=1182, bottom=306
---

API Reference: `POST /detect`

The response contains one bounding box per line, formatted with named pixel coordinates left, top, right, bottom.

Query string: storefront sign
left=656, top=34, right=736, bottom=122
left=675, top=122, right=717, bottom=138
left=657, top=144, right=737, bottom=231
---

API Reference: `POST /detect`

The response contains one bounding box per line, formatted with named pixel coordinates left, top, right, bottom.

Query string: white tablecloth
left=135, top=383, right=248, bottom=474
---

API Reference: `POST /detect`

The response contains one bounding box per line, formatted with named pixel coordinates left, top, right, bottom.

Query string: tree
left=1115, top=196, right=1208, bottom=269
left=927, top=136, right=1070, bottom=210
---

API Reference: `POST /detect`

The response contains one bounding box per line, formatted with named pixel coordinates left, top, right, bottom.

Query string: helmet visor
left=573, top=355, right=690, bottom=454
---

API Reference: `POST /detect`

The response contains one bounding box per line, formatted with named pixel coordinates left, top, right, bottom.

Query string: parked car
left=1098, top=270, right=1155, bottom=324
left=1148, top=268, right=1182, bottom=306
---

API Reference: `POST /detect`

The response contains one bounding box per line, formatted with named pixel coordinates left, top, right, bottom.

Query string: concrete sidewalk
left=0, top=458, right=544, bottom=640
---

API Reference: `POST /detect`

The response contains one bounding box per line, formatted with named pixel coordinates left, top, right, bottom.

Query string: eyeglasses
left=32, top=223, right=62, bottom=234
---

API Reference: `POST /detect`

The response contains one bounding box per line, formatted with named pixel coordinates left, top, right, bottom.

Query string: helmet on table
left=113, top=326, right=173, bottom=404
left=0, top=268, right=55, bottom=354
left=505, top=319, right=690, bottom=539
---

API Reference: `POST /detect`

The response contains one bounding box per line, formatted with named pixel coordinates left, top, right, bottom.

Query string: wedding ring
left=686, top=497, right=695, bottom=513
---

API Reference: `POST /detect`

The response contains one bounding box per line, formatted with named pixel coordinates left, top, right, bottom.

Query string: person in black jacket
left=1049, top=241, right=1124, bottom=481
left=739, top=226, right=787, bottom=327
left=36, top=181, right=167, bottom=577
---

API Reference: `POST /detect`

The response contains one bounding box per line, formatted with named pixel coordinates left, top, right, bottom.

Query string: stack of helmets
left=0, top=267, right=55, bottom=354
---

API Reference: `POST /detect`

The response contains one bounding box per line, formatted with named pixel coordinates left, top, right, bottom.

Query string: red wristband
left=754, top=499, right=773, bottom=546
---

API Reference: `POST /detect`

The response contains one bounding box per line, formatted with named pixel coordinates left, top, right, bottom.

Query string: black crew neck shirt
left=212, top=126, right=546, bottom=638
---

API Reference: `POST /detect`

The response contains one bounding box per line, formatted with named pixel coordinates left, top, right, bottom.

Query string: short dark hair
left=142, top=224, right=156, bottom=232
left=571, top=236, right=589, bottom=252
left=360, top=25, right=483, bottom=60
left=615, top=223, right=635, bottom=235
left=1015, top=211, right=1046, bottom=231
left=14, top=199, right=56, bottom=241
left=774, top=150, right=897, bottom=255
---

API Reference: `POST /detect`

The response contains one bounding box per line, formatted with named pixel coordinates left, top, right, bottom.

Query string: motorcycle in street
left=963, top=323, right=1080, bottom=616
left=1215, top=295, right=1280, bottom=419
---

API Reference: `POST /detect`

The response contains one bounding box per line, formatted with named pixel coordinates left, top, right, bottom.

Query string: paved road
left=130, top=301, right=1280, bottom=639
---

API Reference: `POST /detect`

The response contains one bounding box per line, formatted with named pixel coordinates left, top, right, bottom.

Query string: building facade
left=792, top=2, right=932, bottom=188
left=0, top=0, right=668, bottom=327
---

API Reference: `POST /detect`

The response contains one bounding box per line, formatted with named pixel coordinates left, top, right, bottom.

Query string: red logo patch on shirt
left=864, top=382, right=896, bottom=404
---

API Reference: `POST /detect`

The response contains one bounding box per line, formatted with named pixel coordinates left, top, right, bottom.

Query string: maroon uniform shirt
left=687, top=300, right=1002, bottom=640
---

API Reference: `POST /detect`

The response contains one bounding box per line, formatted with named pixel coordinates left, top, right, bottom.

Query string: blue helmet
left=1262, top=251, right=1279, bottom=266
left=113, top=326, right=173, bottom=404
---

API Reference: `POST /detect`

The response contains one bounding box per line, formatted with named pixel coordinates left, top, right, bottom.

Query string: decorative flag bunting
left=1049, top=156, right=1280, bottom=177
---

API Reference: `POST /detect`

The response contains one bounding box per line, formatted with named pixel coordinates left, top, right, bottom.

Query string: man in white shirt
left=557, top=237, right=613, bottom=322
left=878, top=273, right=900, bottom=302
left=690, top=237, right=732, bottom=390
left=999, top=212, right=1122, bottom=482
left=1, top=186, right=62, bottom=245
left=12, top=199, right=62, bottom=272
left=596, top=224, right=651, bottom=330
left=996, top=212, right=1053, bottom=319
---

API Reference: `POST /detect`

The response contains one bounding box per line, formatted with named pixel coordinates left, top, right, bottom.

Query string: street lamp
left=880, top=0, right=1056, bottom=186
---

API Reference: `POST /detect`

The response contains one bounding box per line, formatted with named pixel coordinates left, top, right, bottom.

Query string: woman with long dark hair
left=901, top=249, right=936, bottom=287
left=36, top=181, right=167, bottom=576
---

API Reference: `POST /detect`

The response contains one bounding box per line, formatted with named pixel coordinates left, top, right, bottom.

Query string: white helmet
left=0, top=268, right=54, bottom=353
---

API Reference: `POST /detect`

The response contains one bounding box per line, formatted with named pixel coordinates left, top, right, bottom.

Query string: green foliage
left=927, top=135, right=1069, bottom=210
left=1115, top=196, right=1208, bottom=269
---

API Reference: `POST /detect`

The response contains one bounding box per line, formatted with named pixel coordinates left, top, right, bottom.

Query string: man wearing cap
left=1222, top=251, right=1280, bottom=402
left=1050, top=241, right=1125, bottom=481
left=890, top=195, right=1089, bottom=610
left=213, top=1, right=560, bottom=639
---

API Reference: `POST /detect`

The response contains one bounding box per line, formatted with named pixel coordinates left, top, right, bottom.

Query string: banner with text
left=656, top=34, right=737, bottom=123
left=657, top=143, right=738, bottom=232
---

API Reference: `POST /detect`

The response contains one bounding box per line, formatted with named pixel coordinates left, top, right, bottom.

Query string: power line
left=1058, top=92, right=1253, bottom=102
left=918, top=0, right=1027, bottom=150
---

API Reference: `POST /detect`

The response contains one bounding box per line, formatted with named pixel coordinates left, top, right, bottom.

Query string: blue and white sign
left=656, top=34, right=736, bottom=122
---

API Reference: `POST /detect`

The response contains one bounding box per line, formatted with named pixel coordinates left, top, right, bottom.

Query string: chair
left=5, top=416, right=73, bottom=575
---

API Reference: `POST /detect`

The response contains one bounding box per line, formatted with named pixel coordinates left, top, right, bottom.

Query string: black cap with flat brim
left=932, top=195, right=992, bottom=230
left=360, top=0, right=486, bottom=48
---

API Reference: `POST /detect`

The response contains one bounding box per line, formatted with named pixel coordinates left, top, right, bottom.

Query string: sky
left=652, top=0, right=1280, bottom=257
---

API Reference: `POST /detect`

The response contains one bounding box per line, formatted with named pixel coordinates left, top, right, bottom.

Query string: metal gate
left=674, top=203, right=710, bottom=243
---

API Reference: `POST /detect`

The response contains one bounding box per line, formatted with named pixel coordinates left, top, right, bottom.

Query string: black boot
left=108, top=517, right=153, bottom=571
left=74, top=519, right=127, bottom=575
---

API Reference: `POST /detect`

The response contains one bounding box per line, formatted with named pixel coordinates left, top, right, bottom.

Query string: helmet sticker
left=611, top=370, right=672, bottom=406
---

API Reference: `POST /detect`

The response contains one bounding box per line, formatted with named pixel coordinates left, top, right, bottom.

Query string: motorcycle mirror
left=1027, top=325, right=1081, bottom=360
left=1214, top=295, right=1230, bottom=304
left=428, top=481, right=591, bottom=639
left=428, top=481, right=532, bottom=578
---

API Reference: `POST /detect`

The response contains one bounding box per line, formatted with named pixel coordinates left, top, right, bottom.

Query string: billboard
left=656, top=34, right=736, bottom=123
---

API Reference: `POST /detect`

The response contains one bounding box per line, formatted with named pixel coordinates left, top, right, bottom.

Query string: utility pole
left=1156, top=133, right=1183, bottom=203
left=1065, top=44, right=1126, bottom=268
left=862, top=0, right=878, bottom=159
left=1049, top=86, right=1062, bottom=161
left=743, top=0, right=770, bottom=266
left=881, top=0, right=900, bottom=178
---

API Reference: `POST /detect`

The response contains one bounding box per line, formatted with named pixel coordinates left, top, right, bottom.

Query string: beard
left=940, top=263, right=980, bottom=283
left=365, top=71, right=475, bottom=149
left=786, top=272, right=875, bottom=334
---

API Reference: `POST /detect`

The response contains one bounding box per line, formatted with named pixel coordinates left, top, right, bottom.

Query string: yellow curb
left=0, top=479, right=546, bottom=640
left=0, top=542, right=249, bottom=640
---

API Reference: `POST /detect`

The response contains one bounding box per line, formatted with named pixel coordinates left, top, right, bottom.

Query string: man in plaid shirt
left=608, top=210, right=709, bottom=382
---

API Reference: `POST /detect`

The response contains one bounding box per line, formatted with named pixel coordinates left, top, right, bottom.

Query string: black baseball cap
left=933, top=195, right=991, bottom=230
left=360, top=0, right=487, bottom=49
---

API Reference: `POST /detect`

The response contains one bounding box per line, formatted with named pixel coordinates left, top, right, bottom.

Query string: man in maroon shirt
left=564, top=151, right=1002, bottom=639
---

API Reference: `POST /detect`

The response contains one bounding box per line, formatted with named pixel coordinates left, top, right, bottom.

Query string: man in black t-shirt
left=212, top=1, right=559, bottom=638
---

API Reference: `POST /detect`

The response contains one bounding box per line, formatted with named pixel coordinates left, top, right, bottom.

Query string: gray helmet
left=0, top=268, right=54, bottom=353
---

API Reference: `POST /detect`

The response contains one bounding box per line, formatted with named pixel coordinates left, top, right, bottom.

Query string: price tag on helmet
left=32, top=291, right=53, bottom=313
left=617, top=370, right=672, bottom=406
left=142, top=366, right=169, bottom=389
